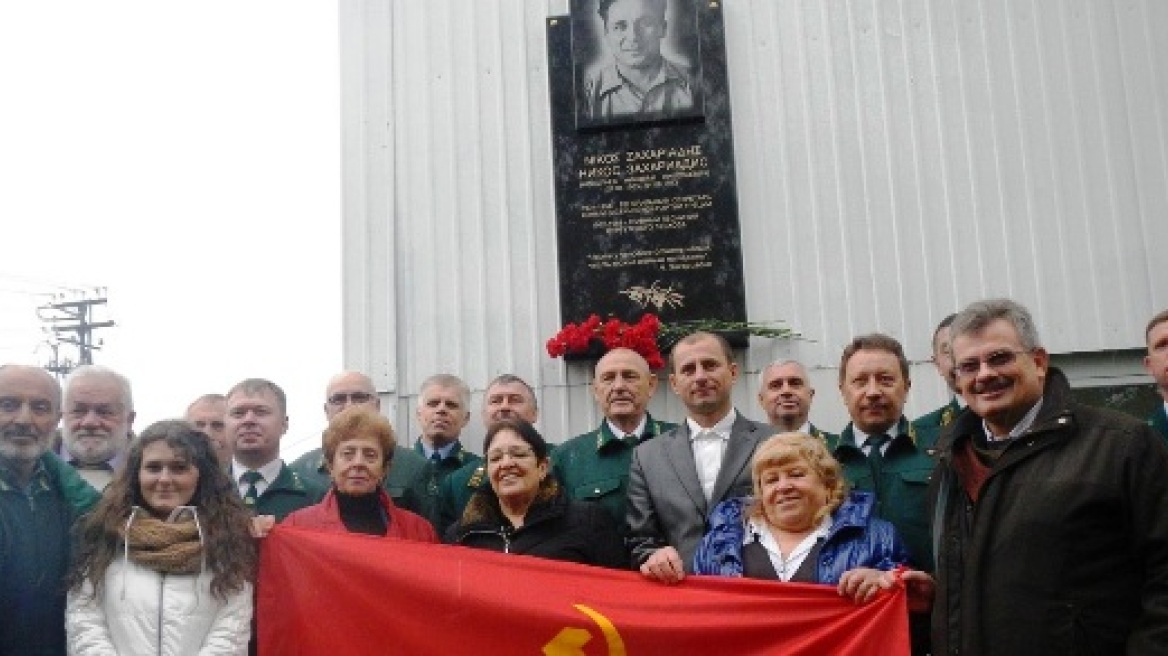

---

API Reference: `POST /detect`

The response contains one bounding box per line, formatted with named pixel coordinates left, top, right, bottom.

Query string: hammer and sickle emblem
left=542, top=604, right=627, bottom=656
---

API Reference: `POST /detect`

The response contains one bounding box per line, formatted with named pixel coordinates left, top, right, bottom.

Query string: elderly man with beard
left=59, top=365, right=135, bottom=490
left=552, top=348, right=675, bottom=529
left=0, top=365, right=100, bottom=656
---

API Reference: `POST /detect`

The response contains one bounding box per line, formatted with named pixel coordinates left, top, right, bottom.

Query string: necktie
left=430, top=452, right=443, bottom=465
left=623, top=433, right=639, bottom=446
left=865, top=434, right=891, bottom=481
left=241, top=470, right=263, bottom=507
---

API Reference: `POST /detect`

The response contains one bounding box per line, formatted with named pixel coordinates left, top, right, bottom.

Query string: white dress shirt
left=687, top=409, right=737, bottom=501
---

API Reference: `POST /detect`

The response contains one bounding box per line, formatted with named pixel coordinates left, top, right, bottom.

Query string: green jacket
left=412, top=440, right=481, bottom=529
left=251, top=462, right=325, bottom=522
left=1150, top=404, right=1168, bottom=442
left=550, top=415, right=676, bottom=529
left=912, top=397, right=962, bottom=433
left=287, top=444, right=430, bottom=518
left=825, top=417, right=940, bottom=570
left=41, top=451, right=102, bottom=516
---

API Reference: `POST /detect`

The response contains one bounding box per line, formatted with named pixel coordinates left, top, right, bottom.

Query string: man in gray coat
left=625, top=331, right=771, bottom=583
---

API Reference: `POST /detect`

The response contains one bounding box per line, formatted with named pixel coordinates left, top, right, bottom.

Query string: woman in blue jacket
left=694, top=432, right=923, bottom=603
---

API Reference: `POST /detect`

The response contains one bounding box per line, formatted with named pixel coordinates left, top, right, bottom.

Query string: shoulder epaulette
left=466, top=465, right=486, bottom=489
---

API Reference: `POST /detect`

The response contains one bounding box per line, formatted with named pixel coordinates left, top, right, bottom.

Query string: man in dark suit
left=626, top=331, right=771, bottom=583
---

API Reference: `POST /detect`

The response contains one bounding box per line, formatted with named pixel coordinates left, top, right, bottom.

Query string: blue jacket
left=692, top=490, right=911, bottom=584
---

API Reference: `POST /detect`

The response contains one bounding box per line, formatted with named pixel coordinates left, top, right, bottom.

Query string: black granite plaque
left=548, top=0, right=746, bottom=342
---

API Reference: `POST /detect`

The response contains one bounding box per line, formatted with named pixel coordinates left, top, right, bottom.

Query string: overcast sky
left=0, top=2, right=342, bottom=459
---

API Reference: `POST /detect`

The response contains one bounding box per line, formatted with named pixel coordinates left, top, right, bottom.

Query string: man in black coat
left=924, top=299, right=1168, bottom=655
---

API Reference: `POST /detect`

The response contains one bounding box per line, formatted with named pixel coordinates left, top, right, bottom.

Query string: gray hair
left=950, top=299, right=1042, bottom=351
left=418, top=374, right=471, bottom=409
left=757, top=360, right=809, bottom=389
left=64, top=365, right=134, bottom=411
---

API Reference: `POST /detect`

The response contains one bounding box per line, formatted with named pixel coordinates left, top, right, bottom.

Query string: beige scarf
left=122, top=515, right=203, bottom=575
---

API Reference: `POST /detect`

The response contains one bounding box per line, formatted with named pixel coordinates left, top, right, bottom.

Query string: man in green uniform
left=756, top=359, right=835, bottom=440
left=551, top=348, right=675, bottom=529
left=825, top=334, right=938, bottom=656
left=411, top=374, right=480, bottom=528
left=226, top=378, right=324, bottom=522
left=287, top=371, right=429, bottom=517
left=912, top=314, right=963, bottom=433
left=1145, top=309, right=1168, bottom=439
left=435, top=374, right=538, bottom=536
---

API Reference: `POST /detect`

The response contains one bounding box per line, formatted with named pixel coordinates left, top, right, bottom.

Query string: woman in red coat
left=284, top=407, right=437, bottom=542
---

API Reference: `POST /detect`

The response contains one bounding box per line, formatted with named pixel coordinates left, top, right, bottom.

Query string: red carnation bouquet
left=546, top=313, right=666, bottom=369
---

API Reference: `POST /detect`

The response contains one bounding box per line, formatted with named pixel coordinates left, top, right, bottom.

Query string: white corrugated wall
left=340, top=0, right=1168, bottom=450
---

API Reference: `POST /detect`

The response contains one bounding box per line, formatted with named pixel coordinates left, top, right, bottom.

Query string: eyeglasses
left=953, top=349, right=1029, bottom=379
left=486, top=447, right=536, bottom=464
left=327, top=392, right=375, bottom=407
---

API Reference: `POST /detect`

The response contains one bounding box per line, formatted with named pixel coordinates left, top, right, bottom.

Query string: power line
left=37, top=289, right=116, bottom=378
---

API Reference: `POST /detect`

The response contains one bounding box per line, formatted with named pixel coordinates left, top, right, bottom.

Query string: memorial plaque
left=548, top=0, right=747, bottom=342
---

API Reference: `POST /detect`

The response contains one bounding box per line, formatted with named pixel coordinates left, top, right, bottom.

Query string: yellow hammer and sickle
left=542, top=604, right=627, bottom=656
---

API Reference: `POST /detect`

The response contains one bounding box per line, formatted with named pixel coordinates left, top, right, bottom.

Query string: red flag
left=259, top=525, right=910, bottom=655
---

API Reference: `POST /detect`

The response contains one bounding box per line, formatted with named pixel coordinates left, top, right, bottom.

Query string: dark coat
left=693, top=491, right=911, bottom=583
left=931, top=368, right=1168, bottom=655
left=447, top=479, right=627, bottom=569
left=0, top=452, right=99, bottom=656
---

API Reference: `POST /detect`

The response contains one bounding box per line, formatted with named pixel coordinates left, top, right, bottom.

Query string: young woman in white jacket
left=66, top=420, right=257, bottom=655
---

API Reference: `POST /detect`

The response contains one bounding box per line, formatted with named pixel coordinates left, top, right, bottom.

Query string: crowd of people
left=2, top=297, right=1167, bottom=655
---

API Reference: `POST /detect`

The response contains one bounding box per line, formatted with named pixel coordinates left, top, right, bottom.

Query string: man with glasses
left=226, top=378, right=323, bottom=521
left=922, top=298, right=1168, bottom=654
left=912, top=314, right=964, bottom=433
left=288, top=371, right=430, bottom=517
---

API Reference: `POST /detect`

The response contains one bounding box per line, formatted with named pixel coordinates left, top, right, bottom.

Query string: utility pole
left=37, top=289, right=115, bottom=378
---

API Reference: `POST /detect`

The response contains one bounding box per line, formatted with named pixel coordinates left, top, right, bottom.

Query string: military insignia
left=467, top=465, right=486, bottom=488
left=941, top=406, right=955, bottom=427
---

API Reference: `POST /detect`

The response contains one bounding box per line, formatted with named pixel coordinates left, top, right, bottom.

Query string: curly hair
left=68, top=419, right=257, bottom=600
left=747, top=432, right=848, bottom=527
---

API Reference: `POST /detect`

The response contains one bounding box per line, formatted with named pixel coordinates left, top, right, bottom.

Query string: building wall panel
left=341, top=0, right=1168, bottom=450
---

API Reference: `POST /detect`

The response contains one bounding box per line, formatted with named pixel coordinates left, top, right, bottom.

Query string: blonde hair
left=748, top=432, right=848, bottom=525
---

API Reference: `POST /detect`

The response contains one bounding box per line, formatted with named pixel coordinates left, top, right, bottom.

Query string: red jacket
left=284, top=488, right=438, bottom=543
